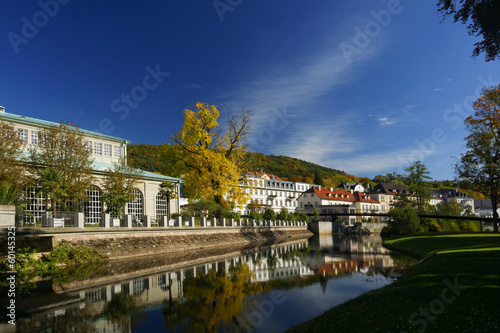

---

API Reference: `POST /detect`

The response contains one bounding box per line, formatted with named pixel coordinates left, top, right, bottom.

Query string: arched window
left=84, top=185, right=102, bottom=224
left=156, top=192, right=167, bottom=217
left=128, top=189, right=143, bottom=220
left=22, top=187, right=46, bottom=225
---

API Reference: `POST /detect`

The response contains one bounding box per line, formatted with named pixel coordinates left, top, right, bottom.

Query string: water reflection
left=7, top=235, right=413, bottom=333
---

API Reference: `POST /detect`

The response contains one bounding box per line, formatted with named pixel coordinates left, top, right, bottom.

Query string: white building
left=296, top=186, right=382, bottom=224
left=0, top=106, right=182, bottom=225
left=236, top=171, right=315, bottom=215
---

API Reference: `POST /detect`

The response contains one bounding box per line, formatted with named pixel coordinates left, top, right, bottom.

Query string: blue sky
left=1, top=0, right=498, bottom=180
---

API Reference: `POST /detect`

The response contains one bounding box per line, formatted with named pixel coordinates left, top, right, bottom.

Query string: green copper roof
left=92, top=161, right=183, bottom=183
left=0, top=110, right=130, bottom=143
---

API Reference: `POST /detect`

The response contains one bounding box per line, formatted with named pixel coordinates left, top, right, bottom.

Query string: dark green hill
left=127, top=144, right=372, bottom=187
left=127, top=144, right=477, bottom=194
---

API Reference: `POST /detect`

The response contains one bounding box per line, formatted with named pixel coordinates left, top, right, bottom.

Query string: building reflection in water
left=11, top=235, right=409, bottom=332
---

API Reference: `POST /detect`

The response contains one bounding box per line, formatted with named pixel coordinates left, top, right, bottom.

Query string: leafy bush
left=386, top=207, right=422, bottom=235
left=223, top=209, right=240, bottom=219
left=277, top=208, right=289, bottom=220
left=247, top=212, right=263, bottom=220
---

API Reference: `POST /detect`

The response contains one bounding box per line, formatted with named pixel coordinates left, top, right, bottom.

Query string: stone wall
left=308, top=221, right=334, bottom=234
left=0, top=205, right=15, bottom=228
left=2, top=227, right=313, bottom=260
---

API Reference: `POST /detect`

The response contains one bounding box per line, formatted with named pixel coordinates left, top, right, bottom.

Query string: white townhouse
left=236, top=170, right=315, bottom=215
left=0, top=106, right=182, bottom=225
left=296, top=186, right=382, bottom=224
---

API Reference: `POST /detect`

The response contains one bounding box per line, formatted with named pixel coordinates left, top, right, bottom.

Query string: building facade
left=0, top=107, right=182, bottom=225
left=236, top=171, right=315, bottom=215
left=367, top=183, right=413, bottom=215
left=296, top=186, right=382, bottom=224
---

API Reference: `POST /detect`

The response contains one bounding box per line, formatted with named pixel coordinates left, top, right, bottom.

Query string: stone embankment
left=3, top=227, right=313, bottom=260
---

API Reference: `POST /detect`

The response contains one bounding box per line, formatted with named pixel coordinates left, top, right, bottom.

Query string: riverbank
left=1, top=227, right=313, bottom=260
left=287, top=233, right=500, bottom=332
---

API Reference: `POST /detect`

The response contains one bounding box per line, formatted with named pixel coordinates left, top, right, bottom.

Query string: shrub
left=420, top=218, right=440, bottom=232
left=263, top=208, right=276, bottom=221
left=386, top=207, right=421, bottom=235
left=247, top=212, right=263, bottom=220
left=277, top=208, right=289, bottom=220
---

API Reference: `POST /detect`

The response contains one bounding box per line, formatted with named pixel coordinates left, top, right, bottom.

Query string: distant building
left=474, top=199, right=498, bottom=218
left=337, top=182, right=367, bottom=192
left=366, top=183, right=412, bottom=215
left=432, top=189, right=475, bottom=214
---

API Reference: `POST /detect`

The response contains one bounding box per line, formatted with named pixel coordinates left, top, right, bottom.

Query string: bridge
left=313, top=212, right=496, bottom=232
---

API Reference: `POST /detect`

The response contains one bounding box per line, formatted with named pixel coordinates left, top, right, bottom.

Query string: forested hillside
left=127, top=144, right=481, bottom=197
left=127, top=144, right=373, bottom=187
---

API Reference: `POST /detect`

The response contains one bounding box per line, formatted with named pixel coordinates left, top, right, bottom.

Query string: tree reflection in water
left=163, top=263, right=270, bottom=332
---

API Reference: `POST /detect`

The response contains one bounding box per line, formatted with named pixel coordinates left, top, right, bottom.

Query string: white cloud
left=321, top=147, right=423, bottom=175
left=377, top=117, right=396, bottom=126
left=267, top=122, right=361, bottom=166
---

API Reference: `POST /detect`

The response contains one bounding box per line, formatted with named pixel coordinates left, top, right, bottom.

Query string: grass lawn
left=287, top=233, right=500, bottom=333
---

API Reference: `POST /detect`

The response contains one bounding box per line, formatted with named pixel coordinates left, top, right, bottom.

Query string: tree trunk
left=492, top=194, right=499, bottom=233
left=52, top=198, right=57, bottom=219
left=166, top=196, right=170, bottom=220
left=214, top=195, right=223, bottom=219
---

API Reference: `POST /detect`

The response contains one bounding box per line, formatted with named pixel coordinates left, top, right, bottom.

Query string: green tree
left=405, top=161, right=432, bottom=212
left=263, top=207, right=276, bottom=220
left=386, top=207, right=421, bottom=235
left=188, top=198, right=220, bottom=218
left=313, top=169, right=325, bottom=186
left=28, top=122, right=94, bottom=210
left=436, top=199, right=463, bottom=216
left=101, top=158, right=143, bottom=217
left=456, top=84, right=500, bottom=232
left=158, top=181, right=177, bottom=220
left=437, top=0, right=500, bottom=61
left=277, top=208, right=289, bottom=220
left=37, top=167, right=67, bottom=218
left=313, top=207, right=319, bottom=222
left=0, top=184, right=20, bottom=206
left=163, top=103, right=251, bottom=217
left=0, top=121, right=25, bottom=201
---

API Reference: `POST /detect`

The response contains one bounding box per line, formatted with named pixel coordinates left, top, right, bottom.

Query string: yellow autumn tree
left=164, top=103, right=251, bottom=214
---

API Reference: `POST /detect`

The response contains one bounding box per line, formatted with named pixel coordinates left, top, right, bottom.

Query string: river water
left=7, top=234, right=413, bottom=333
